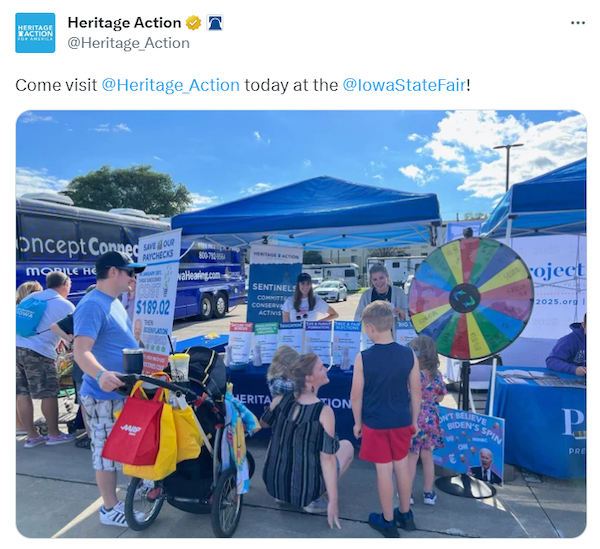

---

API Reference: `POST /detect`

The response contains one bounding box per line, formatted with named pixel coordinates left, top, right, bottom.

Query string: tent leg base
left=435, top=474, right=496, bottom=499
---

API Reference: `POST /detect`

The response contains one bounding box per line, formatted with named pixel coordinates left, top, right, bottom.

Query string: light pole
left=494, top=143, right=523, bottom=191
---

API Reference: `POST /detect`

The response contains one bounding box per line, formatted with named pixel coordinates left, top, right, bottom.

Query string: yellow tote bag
left=120, top=388, right=178, bottom=481
left=173, top=406, right=202, bottom=463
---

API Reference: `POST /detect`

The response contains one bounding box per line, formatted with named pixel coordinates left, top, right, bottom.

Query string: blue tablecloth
left=228, top=364, right=356, bottom=443
left=489, top=366, right=586, bottom=478
left=176, top=334, right=229, bottom=353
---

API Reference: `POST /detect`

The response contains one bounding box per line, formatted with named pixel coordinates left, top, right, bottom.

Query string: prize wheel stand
left=408, top=237, right=534, bottom=499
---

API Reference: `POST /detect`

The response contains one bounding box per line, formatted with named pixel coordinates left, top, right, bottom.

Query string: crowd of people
left=16, top=259, right=585, bottom=536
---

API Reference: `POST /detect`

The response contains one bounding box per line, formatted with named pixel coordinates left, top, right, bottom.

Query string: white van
left=367, top=256, right=425, bottom=286
left=303, top=263, right=360, bottom=291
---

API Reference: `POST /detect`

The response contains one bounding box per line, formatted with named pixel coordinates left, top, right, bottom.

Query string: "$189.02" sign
left=136, top=299, right=171, bottom=316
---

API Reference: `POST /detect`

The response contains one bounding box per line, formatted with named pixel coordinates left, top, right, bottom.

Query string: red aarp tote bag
left=101, top=381, right=164, bottom=466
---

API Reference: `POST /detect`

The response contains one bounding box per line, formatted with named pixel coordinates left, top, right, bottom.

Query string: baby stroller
left=119, top=347, right=255, bottom=538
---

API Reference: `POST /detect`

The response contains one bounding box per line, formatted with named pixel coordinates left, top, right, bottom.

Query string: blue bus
left=16, top=196, right=246, bottom=320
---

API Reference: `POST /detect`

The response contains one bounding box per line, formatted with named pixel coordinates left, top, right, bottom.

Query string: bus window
left=344, top=269, right=356, bottom=278
left=79, top=221, right=132, bottom=261
left=18, top=214, right=78, bottom=261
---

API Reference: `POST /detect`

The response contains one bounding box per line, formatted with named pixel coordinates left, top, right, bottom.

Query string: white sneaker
left=100, top=501, right=144, bottom=527
left=303, top=496, right=328, bottom=514
left=423, top=491, right=437, bottom=506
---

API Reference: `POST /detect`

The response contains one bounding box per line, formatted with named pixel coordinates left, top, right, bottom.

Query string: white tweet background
left=3, top=0, right=597, bottom=546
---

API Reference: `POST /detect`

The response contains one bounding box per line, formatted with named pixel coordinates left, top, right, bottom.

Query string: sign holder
left=435, top=360, right=496, bottom=499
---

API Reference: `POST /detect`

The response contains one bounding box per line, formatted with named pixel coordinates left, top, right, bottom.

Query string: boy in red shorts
left=351, top=301, right=421, bottom=537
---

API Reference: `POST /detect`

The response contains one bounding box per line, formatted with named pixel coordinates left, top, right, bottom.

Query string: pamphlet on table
left=278, top=321, right=304, bottom=354
left=229, top=322, right=253, bottom=364
left=332, top=321, right=361, bottom=369
left=253, top=322, right=279, bottom=366
left=305, top=321, right=332, bottom=366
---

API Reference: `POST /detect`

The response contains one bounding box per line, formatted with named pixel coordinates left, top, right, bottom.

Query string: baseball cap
left=95, top=251, right=146, bottom=274
left=297, top=272, right=312, bottom=283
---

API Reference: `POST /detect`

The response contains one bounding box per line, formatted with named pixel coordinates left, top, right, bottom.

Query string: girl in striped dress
left=260, top=354, right=354, bottom=529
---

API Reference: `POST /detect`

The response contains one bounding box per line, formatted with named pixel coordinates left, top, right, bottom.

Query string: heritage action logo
left=16, top=13, right=55, bottom=53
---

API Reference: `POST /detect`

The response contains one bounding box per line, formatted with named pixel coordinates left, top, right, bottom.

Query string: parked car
left=315, top=280, right=348, bottom=302
left=312, top=277, right=324, bottom=289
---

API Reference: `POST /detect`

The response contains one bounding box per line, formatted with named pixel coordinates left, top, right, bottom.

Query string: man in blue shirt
left=74, top=251, right=146, bottom=528
left=546, top=314, right=586, bottom=376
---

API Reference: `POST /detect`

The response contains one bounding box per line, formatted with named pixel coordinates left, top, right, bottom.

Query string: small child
left=407, top=336, right=447, bottom=506
left=266, top=345, right=300, bottom=397
left=351, top=301, right=421, bottom=538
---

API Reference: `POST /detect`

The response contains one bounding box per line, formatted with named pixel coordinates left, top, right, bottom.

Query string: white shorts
left=80, top=395, right=125, bottom=472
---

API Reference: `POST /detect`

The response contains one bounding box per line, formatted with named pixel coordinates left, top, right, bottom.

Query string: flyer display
left=134, top=229, right=182, bottom=374
left=229, top=322, right=253, bottom=365
left=434, top=406, right=505, bottom=485
left=253, top=323, right=279, bottom=366
left=361, top=332, right=375, bottom=351
left=278, top=322, right=304, bottom=354
left=396, top=320, right=417, bottom=346
left=332, top=321, right=362, bottom=369
left=305, top=321, right=332, bottom=366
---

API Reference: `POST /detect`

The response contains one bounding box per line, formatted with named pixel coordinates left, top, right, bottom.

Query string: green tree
left=303, top=250, right=324, bottom=264
left=60, top=165, right=192, bottom=216
left=367, top=247, right=408, bottom=257
left=464, top=211, right=490, bottom=220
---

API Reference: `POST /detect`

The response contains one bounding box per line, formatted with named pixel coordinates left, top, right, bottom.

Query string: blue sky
left=16, top=110, right=586, bottom=220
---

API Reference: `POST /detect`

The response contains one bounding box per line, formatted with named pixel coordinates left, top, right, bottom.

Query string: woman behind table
left=354, top=264, right=408, bottom=322
left=16, top=281, right=43, bottom=435
left=282, top=273, right=339, bottom=323
left=261, top=353, right=354, bottom=529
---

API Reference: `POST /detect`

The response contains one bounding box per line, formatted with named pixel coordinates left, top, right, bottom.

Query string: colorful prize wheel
left=408, top=237, right=534, bottom=360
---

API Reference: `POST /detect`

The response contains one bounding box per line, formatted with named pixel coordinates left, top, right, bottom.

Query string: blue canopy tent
left=480, top=158, right=586, bottom=241
left=172, top=176, right=442, bottom=250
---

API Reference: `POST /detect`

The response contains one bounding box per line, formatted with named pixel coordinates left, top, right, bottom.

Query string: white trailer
left=302, top=263, right=361, bottom=291
left=366, top=256, right=426, bottom=286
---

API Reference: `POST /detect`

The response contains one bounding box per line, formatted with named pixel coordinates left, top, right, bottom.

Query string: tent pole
left=506, top=217, right=513, bottom=245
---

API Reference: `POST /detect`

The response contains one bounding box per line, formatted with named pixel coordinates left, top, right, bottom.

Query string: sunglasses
left=296, top=314, right=309, bottom=320
left=117, top=267, right=136, bottom=278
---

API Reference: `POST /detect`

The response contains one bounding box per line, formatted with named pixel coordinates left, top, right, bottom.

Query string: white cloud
left=16, top=167, right=70, bottom=197
left=253, top=131, right=262, bottom=141
left=403, top=110, right=586, bottom=199
left=114, top=123, right=131, bottom=133
left=153, top=156, right=163, bottom=161
left=457, top=113, right=586, bottom=198
left=373, top=174, right=384, bottom=180
left=240, top=183, right=274, bottom=195
left=19, top=112, right=54, bottom=124
left=188, top=193, right=219, bottom=210
left=407, top=133, right=426, bottom=142
left=398, top=165, right=435, bottom=187
left=383, top=145, right=389, bottom=151
left=91, top=123, right=132, bottom=133
left=303, top=159, right=311, bottom=167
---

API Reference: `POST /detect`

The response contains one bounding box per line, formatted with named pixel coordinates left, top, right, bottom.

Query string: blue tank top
left=361, top=342, right=414, bottom=429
